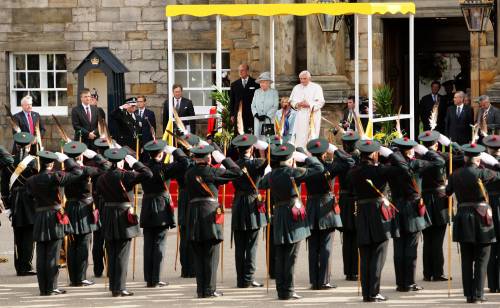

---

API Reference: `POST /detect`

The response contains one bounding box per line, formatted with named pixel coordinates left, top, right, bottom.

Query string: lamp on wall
left=316, top=0, right=345, bottom=33
left=460, top=0, right=494, bottom=32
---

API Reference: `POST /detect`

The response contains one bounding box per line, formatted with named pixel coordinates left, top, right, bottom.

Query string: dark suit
left=230, top=78, right=259, bottom=134
left=110, top=108, right=141, bottom=150
left=341, top=109, right=356, bottom=131
left=476, top=106, right=500, bottom=136
left=136, top=108, right=156, bottom=145
left=71, top=104, right=99, bottom=149
left=163, top=97, right=195, bottom=133
left=13, top=111, right=45, bottom=136
left=419, top=94, right=445, bottom=132
left=445, top=104, right=474, bottom=145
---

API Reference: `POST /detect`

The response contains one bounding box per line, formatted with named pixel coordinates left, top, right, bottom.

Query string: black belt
left=307, top=192, right=333, bottom=199
left=275, top=197, right=299, bottom=207
left=356, top=197, right=383, bottom=205
left=66, top=196, right=93, bottom=204
left=104, top=202, right=132, bottom=209
left=339, top=190, right=351, bottom=195
left=422, top=186, right=446, bottom=194
left=35, top=205, right=61, bottom=212
left=144, top=191, right=169, bottom=198
left=190, top=197, right=217, bottom=203
left=459, top=202, right=488, bottom=208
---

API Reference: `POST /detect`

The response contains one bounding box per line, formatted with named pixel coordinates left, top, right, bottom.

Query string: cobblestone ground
left=0, top=211, right=499, bottom=307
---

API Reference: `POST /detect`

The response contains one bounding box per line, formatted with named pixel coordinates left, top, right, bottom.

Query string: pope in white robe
left=289, top=71, right=325, bottom=148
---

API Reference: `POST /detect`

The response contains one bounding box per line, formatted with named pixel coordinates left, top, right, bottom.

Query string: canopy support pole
left=270, top=16, right=275, bottom=87
left=409, top=14, right=415, bottom=139
left=216, top=15, right=222, bottom=90
left=367, top=14, right=373, bottom=125
left=167, top=16, right=174, bottom=120
left=354, top=14, right=359, bottom=115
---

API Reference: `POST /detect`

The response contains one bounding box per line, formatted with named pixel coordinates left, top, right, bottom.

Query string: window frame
left=9, top=52, right=68, bottom=116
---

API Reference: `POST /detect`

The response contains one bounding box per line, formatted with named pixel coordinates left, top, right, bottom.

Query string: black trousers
left=394, top=231, right=419, bottom=288
left=234, top=229, right=259, bottom=287
left=191, top=240, right=220, bottom=296
left=488, top=241, right=500, bottom=291
left=308, top=228, right=333, bottom=287
left=180, top=225, right=195, bottom=277
left=106, top=239, right=131, bottom=292
left=92, top=229, right=105, bottom=277
left=342, top=229, right=358, bottom=277
left=14, top=225, right=34, bottom=275
left=275, top=242, right=300, bottom=299
left=422, top=224, right=446, bottom=279
left=359, top=240, right=388, bottom=298
left=143, top=227, right=167, bottom=285
left=268, top=225, right=275, bottom=279
left=460, top=242, right=491, bottom=299
left=36, top=239, right=62, bottom=295
left=68, top=233, right=92, bottom=284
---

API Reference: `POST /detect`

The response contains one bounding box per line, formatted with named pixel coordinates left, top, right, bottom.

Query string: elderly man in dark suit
left=476, top=95, right=500, bottom=139
left=230, top=64, right=260, bottom=134
left=136, top=95, right=156, bottom=161
left=71, top=88, right=99, bottom=149
left=12, top=95, right=45, bottom=154
left=419, top=81, right=444, bottom=132
left=445, top=91, right=474, bottom=145
left=163, top=84, right=195, bottom=133
left=110, top=98, right=141, bottom=150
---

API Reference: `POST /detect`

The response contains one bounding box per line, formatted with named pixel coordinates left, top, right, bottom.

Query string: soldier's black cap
left=13, top=132, right=34, bottom=145
left=269, top=135, right=283, bottom=145
left=306, top=138, right=329, bottom=154
left=483, top=135, right=500, bottom=149
left=94, top=137, right=111, bottom=149
left=63, top=141, right=87, bottom=158
left=461, top=143, right=485, bottom=157
left=341, top=131, right=359, bottom=143
left=104, top=148, right=128, bottom=162
left=418, top=130, right=440, bottom=143
left=124, top=97, right=137, bottom=105
left=271, top=143, right=295, bottom=161
left=144, top=139, right=166, bottom=152
left=392, top=137, right=417, bottom=149
left=37, top=150, right=58, bottom=162
left=232, top=134, right=257, bottom=148
left=190, top=144, right=214, bottom=157
left=355, top=139, right=381, bottom=153
left=181, top=134, right=201, bottom=147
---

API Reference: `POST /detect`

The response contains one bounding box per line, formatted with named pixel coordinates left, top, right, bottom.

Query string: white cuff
left=264, top=164, right=272, bottom=175
left=292, top=151, right=308, bottom=163
left=379, top=146, right=393, bottom=158
left=212, top=150, right=225, bottom=163
left=55, top=152, right=69, bottom=163
left=413, top=144, right=429, bottom=155
left=480, top=152, right=499, bottom=166
left=163, top=145, right=177, bottom=154
left=438, top=134, right=451, bottom=147
left=83, top=149, right=97, bottom=159
left=327, top=144, right=338, bottom=154
left=124, top=155, right=138, bottom=168
left=254, top=140, right=269, bottom=150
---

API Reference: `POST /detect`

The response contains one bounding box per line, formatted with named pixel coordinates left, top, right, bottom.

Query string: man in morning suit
left=230, top=64, right=259, bottom=134
left=445, top=91, right=474, bottom=145
left=71, top=88, right=100, bottom=149
left=163, top=84, right=195, bottom=133
left=419, top=81, right=444, bottom=132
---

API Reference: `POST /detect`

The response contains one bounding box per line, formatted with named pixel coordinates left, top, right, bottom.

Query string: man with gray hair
left=476, top=95, right=500, bottom=138
left=445, top=91, right=474, bottom=145
left=289, top=71, right=325, bottom=148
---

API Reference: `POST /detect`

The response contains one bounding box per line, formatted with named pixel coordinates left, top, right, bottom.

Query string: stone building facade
left=0, top=0, right=499, bottom=148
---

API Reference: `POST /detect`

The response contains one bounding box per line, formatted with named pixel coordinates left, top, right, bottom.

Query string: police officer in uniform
left=26, top=150, right=83, bottom=296
left=259, top=143, right=323, bottom=300
left=231, top=134, right=268, bottom=288
left=63, top=141, right=110, bottom=286
left=96, top=147, right=153, bottom=297
left=446, top=143, right=500, bottom=303
left=481, top=135, right=500, bottom=293
left=418, top=131, right=450, bottom=282
left=1, top=132, right=38, bottom=276
left=338, top=131, right=360, bottom=281
left=304, top=138, right=355, bottom=290
left=141, top=139, right=188, bottom=287
left=185, top=143, right=242, bottom=298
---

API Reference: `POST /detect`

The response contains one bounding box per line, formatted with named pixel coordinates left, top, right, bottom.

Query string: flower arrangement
left=210, top=87, right=234, bottom=147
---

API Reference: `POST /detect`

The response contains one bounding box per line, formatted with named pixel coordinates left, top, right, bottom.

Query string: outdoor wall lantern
left=460, top=0, right=494, bottom=32
left=316, top=0, right=345, bottom=33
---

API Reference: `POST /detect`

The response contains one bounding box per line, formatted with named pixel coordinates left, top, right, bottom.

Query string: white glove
left=110, top=141, right=121, bottom=149
left=379, top=146, right=393, bottom=158
left=199, top=139, right=209, bottom=146
left=211, top=150, right=225, bottom=163
left=292, top=151, right=308, bottom=163
left=264, top=164, right=272, bottom=175
left=55, top=152, right=69, bottom=163
left=163, top=145, right=177, bottom=154
left=124, top=155, right=138, bottom=168
left=327, top=144, right=338, bottom=154
left=438, top=134, right=451, bottom=147
left=413, top=144, right=429, bottom=155
left=480, top=152, right=499, bottom=166
left=254, top=140, right=269, bottom=150
left=83, top=149, right=97, bottom=159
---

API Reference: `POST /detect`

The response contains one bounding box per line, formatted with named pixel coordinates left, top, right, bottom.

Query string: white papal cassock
left=289, top=82, right=325, bottom=148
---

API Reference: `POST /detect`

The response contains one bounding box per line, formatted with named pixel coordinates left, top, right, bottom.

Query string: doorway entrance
left=84, top=69, right=108, bottom=116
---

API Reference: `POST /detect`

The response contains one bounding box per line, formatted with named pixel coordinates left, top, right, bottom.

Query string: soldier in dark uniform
left=96, top=147, right=153, bottom=297
left=337, top=131, right=360, bottom=281
left=446, top=143, right=500, bottom=303
left=481, top=135, right=500, bottom=293
left=184, top=143, right=242, bottom=298
left=231, top=134, right=268, bottom=288
left=0, top=146, right=14, bottom=223
left=348, top=139, right=396, bottom=302
left=110, top=98, right=141, bottom=150
left=304, top=138, right=355, bottom=290
left=140, top=139, right=188, bottom=287
left=259, top=143, right=323, bottom=300
left=388, top=137, right=442, bottom=292
left=63, top=141, right=110, bottom=287
left=1, top=132, right=38, bottom=276
left=25, top=150, right=83, bottom=296
left=418, top=131, right=450, bottom=282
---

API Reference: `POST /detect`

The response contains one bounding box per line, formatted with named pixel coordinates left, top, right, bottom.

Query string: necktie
left=176, top=99, right=180, bottom=111
left=27, top=112, right=34, bottom=134
left=456, top=106, right=461, bottom=117
left=242, top=79, right=246, bottom=88
left=85, top=107, right=91, bottom=122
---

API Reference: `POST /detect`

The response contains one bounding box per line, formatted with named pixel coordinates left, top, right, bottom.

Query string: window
left=9, top=53, right=68, bottom=116
left=173, top=51, right=230, bottom=113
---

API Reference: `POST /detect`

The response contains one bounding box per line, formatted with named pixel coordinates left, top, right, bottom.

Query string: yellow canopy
left=165, top=2, right=415, bottom=17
